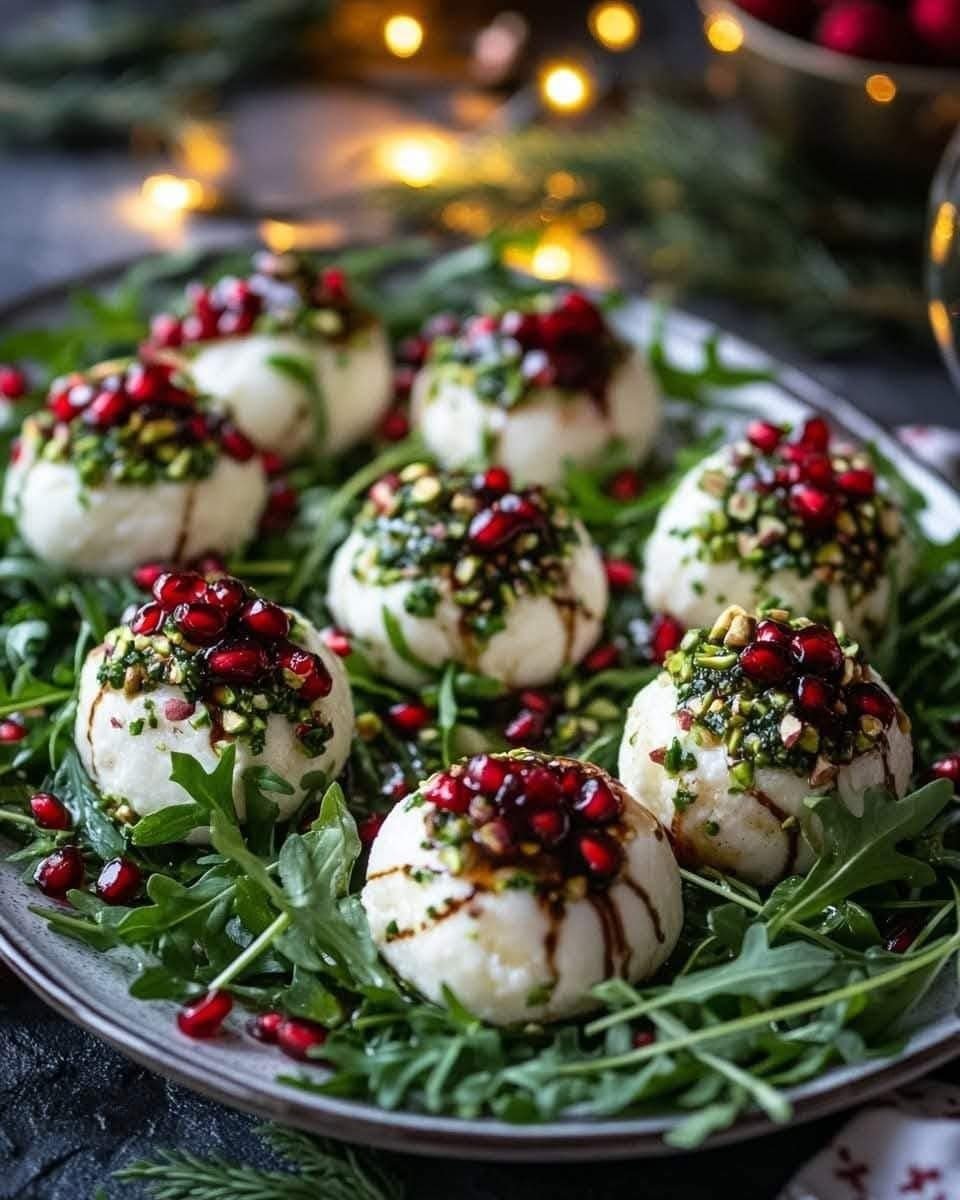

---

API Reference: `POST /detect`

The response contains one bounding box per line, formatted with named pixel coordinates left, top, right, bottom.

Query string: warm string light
left=377, top=132, right=452, bottom=187
left=705, top=12, right=744, bottom=53
left=259, top=219, right=345, bottom=253
left=140, top=174, right=209, bottom=213
left=588, top=2, right=641, bottom=51
left=865, top=72, right=897, bottom=104
left=539, top=61, right=595, bottom=114
left=931, top=201, right=957, bottom=267
left=929, top=299, right=953, bottom=349
left=175, top=120, right=232, bottom=179
left=384, top=13, right=424, bottom=58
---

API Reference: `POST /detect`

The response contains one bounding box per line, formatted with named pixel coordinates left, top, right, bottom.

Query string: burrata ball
left=75, top=571, right=353, bottom=836
left=3, top=359, right=267, bottom=575
left=326, top=464, right=608, bottom=688
left=618, top=605, right=913, bottom=885
left=148, top=254, right=391, bottom=461
left=362, top=751, right=682, bottom=1025
left=410, top=292, right=660, bottom=486
left=642, top=417, right=909, bottom=646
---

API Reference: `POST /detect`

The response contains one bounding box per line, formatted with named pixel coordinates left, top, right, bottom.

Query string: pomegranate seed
left=528, top=806, right=570, bottom=847
left=0, top=365, right=27, bottom=400
left=836, top=468, right=875, bottom=497
left=847, top=682, right=895, bottom=726
left=130, top=601, right=164, bottom=636
left=607, top=468, right=643, bottom=501
left=163, top=698, right=196, bottom=722
left=262, top=480, right=299, bottom=527
left=884, top=918, right=920, bottom=954
left=576, top=831, right=623, bottom=880
left=650, top=614, right=684, bottom=664
left=240, top=599, right=290, bottom=640
left=153, top=571, right=206, bottom=607
left=379, top=405, right=410, bottom=442
left=205, top=640, right=271, bottom=683
left=423, top=772, right=469, bottom=813
left=468, top=495, right=543, bottom=551
left=260, top=450, right=284, bottom=477
left=132, top=561, right=168, bottom=592
left=125, top=362, right=165, bottom=403
left=523, top=765, right=561, bottom=803
left=191, top=551, right=227, bottom=578
left=424, top=312, right=461, bottom=339
left=392, top=366, right=416, bottom=403
left=173, top=602, right=228, bottom=644
left=746, top=420, right=783, bottom=454
left=29, top=792, right=71, bottom=830
left=476, top=466, right=512, bottom=495
left=795, top=675, right=836, bottom=723
left=277, top=645, right=333, bottom=701
left=322, top=628, right=351, bottom=657
left=739, top=641, right=793, bottom=685
left=466, top=754, right=510, bottom=795
left=800, top=453, right=835, bottom=488
left=276, top=1017, right=328, bottom=1061
left=177, top=990, right=232, bottom=1039
left=520, top=689, right=552, bottom=714
left=574, top=778, right=622, bottom=825
left=387, top=701, right=431, bottom=735
left=790, top=625, right=843, bottom=680
left=220, top=425, right=257, bottom=462
left=206, top=576, right=247, bottom=613
left=218, top=310, right=256, bottom=337
left=505, top=708, right=545, bottom=745
left=358, top=813, right=387, bottom=845
left=397, top=335, right=430, bottom=366
left=604, top=558, right=636, bottom=590
left=930, top=753, right=960, bottom=785
left=755, top=618, right=792, bottom=647
left=9, top=438, right=21, bottom=465
left=633, top=1029, right=656, bottom=1048
left=96, top=857, right=142, bottom=904
left=248, top=1011, right=283, bottom=1043
left=150, top=313, right=183, bottom=348
left=320, top=266, right=347, bottom=299
left=583, top=643, right=619, bottom=673
left=790, top=484, right=838, bottom=528
left=799, top=417, right=830, bottom=451
left=0, top=719, right=27, bottom=742
left=34, top=846, right=84, bottom=896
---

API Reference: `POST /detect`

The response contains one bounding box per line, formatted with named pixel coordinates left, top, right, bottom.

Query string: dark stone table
left=1, top=3, right=958, bottom=1195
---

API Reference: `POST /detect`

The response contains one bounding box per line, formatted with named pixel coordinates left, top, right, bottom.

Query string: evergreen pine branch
left=114, top=1127, right=403, bottom=1200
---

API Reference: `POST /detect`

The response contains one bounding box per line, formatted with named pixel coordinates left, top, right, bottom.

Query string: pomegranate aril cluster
left=34, top=359, right=240, bottom=486
left=148, top=253, right=364, bottom=350
left=696, top=417, right=900, bottom=600
left=667, top=605, right=902, bottom=786
left=421, top=753, right=628, bottom=892
left=360, top=464, right=576, bottom=640
left=100, top=571, right=334, bottom=756
left=426, top=290, right=625, bottom=410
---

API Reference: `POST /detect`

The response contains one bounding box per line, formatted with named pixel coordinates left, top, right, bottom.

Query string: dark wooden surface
left=1, top=2, right=958, bottom=1196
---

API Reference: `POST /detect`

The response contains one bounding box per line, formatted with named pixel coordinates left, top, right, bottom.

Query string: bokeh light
left=588, top=3, right=641, bottom=52
left=384, top=14, right=424, bottom=58
left=539, top=62, right=594, bottom=113
left=705, top=13, right=744, bottom=53
left=865, top=73, right=897, bottom=104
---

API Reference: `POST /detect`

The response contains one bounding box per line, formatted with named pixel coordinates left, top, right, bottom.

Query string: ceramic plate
left=1, top=280, right=958, bottom=1160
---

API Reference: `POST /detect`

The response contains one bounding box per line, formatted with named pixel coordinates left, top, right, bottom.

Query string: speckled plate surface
left=0, top=288, right=958, bottom=1160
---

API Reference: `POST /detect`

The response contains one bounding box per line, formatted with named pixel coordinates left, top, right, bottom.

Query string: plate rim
left=1, top=267, right=959, bottom=1160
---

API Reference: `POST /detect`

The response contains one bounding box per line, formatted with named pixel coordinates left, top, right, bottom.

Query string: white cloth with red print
left=778, top=425, right=960, bottom=1200
left=778, top=1083, right=960, bottom=1200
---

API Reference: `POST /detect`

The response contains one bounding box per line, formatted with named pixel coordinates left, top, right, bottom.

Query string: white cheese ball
left=642, top=448, right=908, bottom=645
left=3, top=432, right=266, bottom=576
left=327, top=521, right=608, bottom=689
left=188, top=326, right=392, bottom=461
left=362, top=774, right=682, bottom=1026
left=618, top=672, right=913, bottom=886
left=74, top=613, right=352, bottom=836
left=411, top=348, right=660, bottom=487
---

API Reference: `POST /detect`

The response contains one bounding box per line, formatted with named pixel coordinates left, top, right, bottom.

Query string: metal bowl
left=698, top=1, right=960, bottom=184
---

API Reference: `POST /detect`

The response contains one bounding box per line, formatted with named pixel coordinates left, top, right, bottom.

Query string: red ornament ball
left=912, top=0, right=960, bottom=56
left=815, top=1, right=915, bottom=61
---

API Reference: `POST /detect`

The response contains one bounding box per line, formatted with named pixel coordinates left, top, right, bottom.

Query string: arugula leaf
left=51, top=747, right=125, bottom=860
left=437, top=663, right=458, bottom=765
left=381, top=606, right=436, bottom=676
left=169, top=744, right=238, bottom=821
left=765, top=782, right=953, bottom=936
left=130, top=802, right=207, bottom=846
